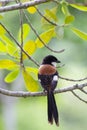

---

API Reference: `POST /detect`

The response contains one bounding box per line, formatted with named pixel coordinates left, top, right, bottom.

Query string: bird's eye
left=51, top=62, right=57, bottom=67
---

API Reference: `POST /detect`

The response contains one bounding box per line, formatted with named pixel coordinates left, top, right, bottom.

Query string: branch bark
left=0, top=82, right=87, bottom=97
left=0, top=0, right=51, bottom=13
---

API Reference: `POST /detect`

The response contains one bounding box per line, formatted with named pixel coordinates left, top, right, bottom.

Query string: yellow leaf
left=4, top=69, right=19, bottom=83
left=0, top=35, right=14, bottom=45
left=0, top=41, right=6, bottom=52
left=0, top=25, right=6, bottom=35
left=6, top=44, right=19, bottom=58
left=70, top=4, right=87, bottom=11
left=23, top=40, right=36, bottom=59
left=41, top=6, right=58, bottom=24
left=35, top=28, right=55, bottom=48
left=26, top=67, right=38, bottom=80
left=65, top=15, right=75, bottom=24
left=71, top=27, right=87, bottom=40
left=45, top=9, right=58, bottom=22
left=42, top=23, right=54, bottom=30
left=18, top=24, right=30, bottom=41
left=27, top=6, right=36, bottom=14
left=22, top=69, right=39, bottom=92
left=0, top=35, right=19, bottom=57
left=0, top=59, right=19, bottom=70
left=0, top=15, right=3, bottom=19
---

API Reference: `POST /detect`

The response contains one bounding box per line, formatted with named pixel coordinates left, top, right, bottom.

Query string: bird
left=38, top=55, right=60, bottom=126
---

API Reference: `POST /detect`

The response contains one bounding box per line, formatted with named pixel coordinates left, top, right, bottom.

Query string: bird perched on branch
left=38, top=55, right=60, bottom=126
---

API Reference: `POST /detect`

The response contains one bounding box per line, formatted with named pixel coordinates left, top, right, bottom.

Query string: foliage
left=0, top=0, right=87, bottom=92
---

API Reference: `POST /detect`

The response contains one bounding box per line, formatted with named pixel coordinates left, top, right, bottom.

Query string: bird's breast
left=38, top=65, right=56, bottom=75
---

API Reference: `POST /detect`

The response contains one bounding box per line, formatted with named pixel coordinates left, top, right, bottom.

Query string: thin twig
left=80, top=89, right=87, bottom=94
left=59, top=75, right=87, bottom=82
left=17, top=0, right=24, bottom=66
left=0, top=82, right=87, bottom=97
left=23, top=10, right=64, bottom=53
left=71, top=91, right=87, bottom=104
left=0, top=22, right=39, bottom=66
left=20, top=11, right=23, bottom=65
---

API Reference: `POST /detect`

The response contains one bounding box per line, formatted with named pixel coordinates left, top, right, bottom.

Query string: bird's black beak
left=57, top=60, right=61, bottom=63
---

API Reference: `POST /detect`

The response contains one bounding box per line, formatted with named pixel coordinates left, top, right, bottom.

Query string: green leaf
left=71, top=27, right=87, bottom=40
left=0, top=41, right=6, bottom=53
left=4, top=69, right=19, bottom=83
left=55, top=26, right=64, bottom=39
left=22, top=68, right=39, bottom=92
left=0, top=59, right=19, bottom=70
left=23, top=40, right=36, bottom=59
left=35, top=28, right=55, bottom=48
left=18, top=24, right=30, bottom=41
left=70, top=4, right=87, bottom=11
left=61, top=3, right=70, bottom=15
left=65, top=15, right=75, bottom=24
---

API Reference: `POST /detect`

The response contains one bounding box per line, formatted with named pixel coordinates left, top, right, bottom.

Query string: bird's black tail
left=47, top=90, right=59, bottom=126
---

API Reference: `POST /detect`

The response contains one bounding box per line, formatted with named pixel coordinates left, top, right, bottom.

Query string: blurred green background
left=0, top=1, right=87, bottom=130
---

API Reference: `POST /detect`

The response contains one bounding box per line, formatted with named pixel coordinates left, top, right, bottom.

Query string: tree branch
left=0, top=82, right=87, bottom=97
left=0, top=0, right=51, bottom=13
